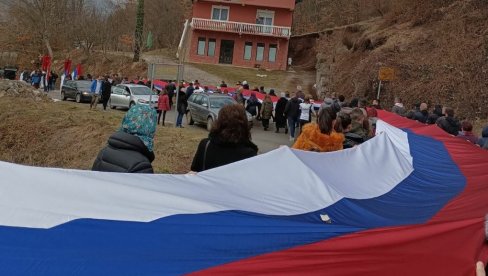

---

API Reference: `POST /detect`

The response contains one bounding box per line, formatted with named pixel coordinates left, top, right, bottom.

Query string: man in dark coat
left=101, top=76, right=112, bottom=111
left=274, top=92, right=288, bottom=133
left=284, top=92, right=301, bottom=141
left=436, top=107, right=460, bottom=136
left=413, top=103, right=429, bottom=123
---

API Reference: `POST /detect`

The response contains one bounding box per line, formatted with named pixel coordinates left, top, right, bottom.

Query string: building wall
left=188, top=30, right=289, bottom=71
left=192, top=1, right=293, bottom=27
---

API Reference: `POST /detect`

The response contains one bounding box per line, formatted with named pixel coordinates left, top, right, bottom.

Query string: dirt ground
left=0, top=95, right=206, bottom=173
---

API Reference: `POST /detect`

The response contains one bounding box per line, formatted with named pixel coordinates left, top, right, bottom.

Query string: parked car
left=109, top=84, right=158, bottom=110
left=61, top=80, right=94, bottom=103
left=188, top=93, right=253, bottom=131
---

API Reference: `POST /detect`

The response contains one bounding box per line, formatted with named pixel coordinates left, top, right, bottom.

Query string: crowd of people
left=90, top=78, right=488, bottom=175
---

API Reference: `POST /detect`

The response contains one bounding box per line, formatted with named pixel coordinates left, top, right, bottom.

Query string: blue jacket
left=91, top=80, right=100, bottom=94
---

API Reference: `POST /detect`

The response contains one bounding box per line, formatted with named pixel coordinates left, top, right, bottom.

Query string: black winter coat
left=92, top=131, right=155, bottom=173
left=284, top=97, right=300, bottom=120
left=177, top=91, right=187, bottom=114
left=101, top=80, right=112, bottom=99
left=436, top=116, right=460, bottom=136
left=191, top=136, right=258, bottom=172
left=275, top=97, right=288, bottom=128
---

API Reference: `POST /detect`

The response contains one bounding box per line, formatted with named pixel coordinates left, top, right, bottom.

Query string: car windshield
left=77, top=81, right=92, bottom=91
left=210, top=97, right=235, bottom=108
left=131, top=86, right=155, bottom=95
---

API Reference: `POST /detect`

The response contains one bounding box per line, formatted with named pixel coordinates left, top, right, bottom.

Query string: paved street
left=49, top=89, right=292, bottom=153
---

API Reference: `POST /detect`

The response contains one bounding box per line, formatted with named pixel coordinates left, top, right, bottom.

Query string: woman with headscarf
left=92, top=104, right=157, bottom=173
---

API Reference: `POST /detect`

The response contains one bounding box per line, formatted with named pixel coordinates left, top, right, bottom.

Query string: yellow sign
left=379, top=67, right=395, bottom=81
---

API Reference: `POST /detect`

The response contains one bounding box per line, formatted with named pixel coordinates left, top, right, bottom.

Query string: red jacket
left=158, top=94, right=170, bottom=111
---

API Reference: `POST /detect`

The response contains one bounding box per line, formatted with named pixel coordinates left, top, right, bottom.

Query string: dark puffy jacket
left=284, top=97, right=300, bottom=120
left=413, top=110, right=429, bottom=124
left=436, top=116, right=460, bottom=136
left=92, top=131, right=155, bottom=173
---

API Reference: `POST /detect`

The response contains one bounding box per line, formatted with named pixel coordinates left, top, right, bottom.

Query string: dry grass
left=0, top=97, right=206, bottom=173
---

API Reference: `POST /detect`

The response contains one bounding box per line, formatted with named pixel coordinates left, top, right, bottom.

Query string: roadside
left=48, top=89, right=292, bottom=154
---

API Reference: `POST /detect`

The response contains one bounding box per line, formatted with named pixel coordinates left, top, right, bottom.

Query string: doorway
left=219, top=40, right=234, bottom=64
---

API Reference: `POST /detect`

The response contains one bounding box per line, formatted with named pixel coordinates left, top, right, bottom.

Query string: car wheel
left=129, top=101, right=135, bottom=109
left=61, top=91, right=66, bottom=101
left=109, top=100, right=116, bottom=109
left=207, top=117, right=213, bottom=131
left=189, top=113, right=195, bottom=125
left=75, top=93, right=82, bottom=103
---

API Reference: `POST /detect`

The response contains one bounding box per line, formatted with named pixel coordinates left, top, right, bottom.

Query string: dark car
left=188, top=93, right=253, bottom=131
left=61, top=80, right=94, bottom=103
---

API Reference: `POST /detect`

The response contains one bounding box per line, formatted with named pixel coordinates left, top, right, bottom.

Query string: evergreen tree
left=133, top=0, right=144, bottom=62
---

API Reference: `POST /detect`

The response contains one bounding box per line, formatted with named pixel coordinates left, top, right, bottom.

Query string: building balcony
left=191, top=18, right=291, bottom=39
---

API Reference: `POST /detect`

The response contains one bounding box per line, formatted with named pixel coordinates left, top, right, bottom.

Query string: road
left=49, top=90, right=292, bottom=153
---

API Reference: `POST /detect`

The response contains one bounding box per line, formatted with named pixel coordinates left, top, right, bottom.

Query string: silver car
left=188, top=93, right=253, bottom=131
left=109, top=84, right=158, bottom=110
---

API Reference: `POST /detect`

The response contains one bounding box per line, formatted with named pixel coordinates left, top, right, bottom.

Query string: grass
left=191, top=63, right=294, bottom=91
left=0, top=97, right=206, bottom=173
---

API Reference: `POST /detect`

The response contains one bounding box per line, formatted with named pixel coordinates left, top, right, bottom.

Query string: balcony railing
left=191, top=18, right=291, bottom=39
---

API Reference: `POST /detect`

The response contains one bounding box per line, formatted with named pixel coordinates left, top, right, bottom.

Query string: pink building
left=188, top=0, right=296, bottom=71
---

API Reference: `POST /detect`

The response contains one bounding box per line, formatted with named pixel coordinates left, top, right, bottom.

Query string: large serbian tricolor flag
left=0, top=112, right=487, bottom=275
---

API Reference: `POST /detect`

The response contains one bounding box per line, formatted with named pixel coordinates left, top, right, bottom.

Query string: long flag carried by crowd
left=0, top=111, right=487, bottom=275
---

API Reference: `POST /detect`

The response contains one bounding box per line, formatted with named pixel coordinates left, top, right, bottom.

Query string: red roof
left=196, top=0, right=296, bottom=10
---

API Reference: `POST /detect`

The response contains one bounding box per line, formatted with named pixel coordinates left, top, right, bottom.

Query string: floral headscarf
left=120, top=104, right=157, bottom=152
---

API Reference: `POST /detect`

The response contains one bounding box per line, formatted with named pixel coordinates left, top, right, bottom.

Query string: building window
left=256, top=43, right=265, bottom=61
left=212, top=6, right=229, bottom=21
left=208, top=39, right=216, bottom=56
left=244, top=42, right=252, bottom=60
left=256, top=10, right=274, bottom=26
left=197, top=37, right=206, bottom=56
left=256, top=10, right=274, bottom=33
left=269, top=44, right=277, bottom=62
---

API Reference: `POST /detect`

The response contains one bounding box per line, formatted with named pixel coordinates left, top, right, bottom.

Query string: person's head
left=221, top=80, right=226, bottom=84
left=349, top=98, right=359, bottom=108
left=443, top=107, right=455, bottom=117
left=223, top=89, right=228, bottom=94
left=335, top=112, right=352, bottom=133
left=210, top=104, right=251, bottom=144
left=269, top=89, right=275, bottom=95
left=304, top=96, right=310, bottom=103
left=394, top=97, right=402, bottom=104
left=317, top=107, right=337, bottom=135
left=359, top=98, right=368, bottom=108
left=372, top=99, right=380, bottom=106
left=338, top=95, right=345, bottom=102
left=420, top=103, right=428, bottom=111
left=350, top=108, right=365, bottom=124
left=120, top=104, right=157, bottom=152
left=461, top=121, right=473, bottom=132
left=189, top=82, right=193, bottom=87
left=280, top=92, right=286, bottom=98
left=433, top=105, right=443, bottom=116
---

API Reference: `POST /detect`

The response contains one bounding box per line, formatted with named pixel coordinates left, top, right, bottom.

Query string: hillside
left=292, top=0, right=488, bottom=120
